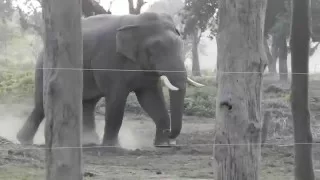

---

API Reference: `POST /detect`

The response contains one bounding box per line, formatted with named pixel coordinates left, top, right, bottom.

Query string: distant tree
left=82, top=0, right=112, bottom=16
left=311, top=0, right=320, bottom=41
left=265, top=0, right=320, bottom=81
left=0, top=0, right=14, bottom=22
left=17, top=0, right=110, bottom=38
left=269, top=0, right=291, bottom=81
left=128, top=0, right=146, bottom=14
left=180, top=0, right=218, bottom=76
left=0, top=0, right=15, bottom=48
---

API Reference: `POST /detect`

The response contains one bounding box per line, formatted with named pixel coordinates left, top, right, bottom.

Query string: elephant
left=16, top=12, right=204, bottom=148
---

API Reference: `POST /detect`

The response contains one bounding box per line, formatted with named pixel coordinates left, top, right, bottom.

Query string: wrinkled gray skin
left=17, top=12, right=195, bottom=147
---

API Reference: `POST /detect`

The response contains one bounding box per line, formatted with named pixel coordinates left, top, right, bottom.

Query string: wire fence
left=0, top=67, right=319, bottom=75
left=0, top=65, right=319, bottom=179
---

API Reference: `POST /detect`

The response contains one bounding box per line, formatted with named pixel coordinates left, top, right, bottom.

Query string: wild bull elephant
left=16, top=12, right=204, bottom=147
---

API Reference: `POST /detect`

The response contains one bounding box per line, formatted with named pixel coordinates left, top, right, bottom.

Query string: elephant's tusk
left=187, top=77, right=205, bottom=87
left=160, top=76, right=179, bottom=91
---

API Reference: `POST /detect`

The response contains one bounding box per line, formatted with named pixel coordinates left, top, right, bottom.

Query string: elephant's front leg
left=135, top=86, right=171, bottom=147
left=82, top=98, right=100, bottom=145
left=102, top=89, right=129, bottom=146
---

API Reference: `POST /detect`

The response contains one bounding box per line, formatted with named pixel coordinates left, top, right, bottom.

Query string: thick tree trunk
left=192, top=28, right=201, bottom=76
left=279, top=36, right=288, bottom=82
left=42, top=0, right=83, bottom=179
left=214, top=0, right=267, bottom=179
left=290, top=0, right=315, bottom=179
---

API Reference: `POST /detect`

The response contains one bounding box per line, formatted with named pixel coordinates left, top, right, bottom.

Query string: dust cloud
left=0, top=102, right=44, bottom=144
left=0, top=103, right=154, bottom=150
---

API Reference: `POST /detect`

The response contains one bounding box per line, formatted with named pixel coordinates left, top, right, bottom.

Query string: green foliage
left=0, top=70, right=34, bottom=100
left=180, top=0, right=218, bottom=38
left=0, top=10, right=40, bottom=102
left=184, top=86, right=216, bottom=117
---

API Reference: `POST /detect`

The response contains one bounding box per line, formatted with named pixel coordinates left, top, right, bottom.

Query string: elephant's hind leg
left=17, top=65, right=44, bottom=145
left=135, top=87, right=171, bottom=147
left=17, top=105, right=44, bottom=145
left=82, top=98, right=101, bottom=145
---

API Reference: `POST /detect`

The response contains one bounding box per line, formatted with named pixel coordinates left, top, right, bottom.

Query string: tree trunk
left=261, top=111, right=271, bottom=146
left=214, top=0, right=267, bottom=179
left=270, top=35, right=279, bottom=74
left=42, top=0, right=83, bottom=179
left=192, top=28, right=201, bottom=76
left=82, top=0, right=109, bottom=17
left=279, top=35, right=288, bottom=82
left=290, top=0, right=315, bottom=179
left=128, top=0, right=145, bottom=14
left=264, top=37, right=276, bottom=74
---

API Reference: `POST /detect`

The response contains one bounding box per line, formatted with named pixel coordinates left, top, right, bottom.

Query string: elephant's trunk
left=168, top=87, right=186, bottom=140
left=160, top=72, right=187, bottom=140
left=160, top=74, right=204, bottom=140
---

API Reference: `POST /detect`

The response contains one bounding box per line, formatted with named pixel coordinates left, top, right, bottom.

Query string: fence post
left=42, top=0, right=83, bottom=179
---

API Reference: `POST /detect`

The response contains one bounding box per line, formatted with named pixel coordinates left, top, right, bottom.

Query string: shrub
left=0, top=70, right=34, bottom=101
left=184, top=86, right=216, bottom=117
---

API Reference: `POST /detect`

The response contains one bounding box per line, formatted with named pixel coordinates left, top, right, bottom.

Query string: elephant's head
left=116, top=12, right=204, bottom=141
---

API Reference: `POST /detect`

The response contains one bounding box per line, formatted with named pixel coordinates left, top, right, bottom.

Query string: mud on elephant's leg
left=135, top=87, right=172, bottom=147
left=102, top=89, right=129, bottom=147
left=82, top=98, right=101, bottom=145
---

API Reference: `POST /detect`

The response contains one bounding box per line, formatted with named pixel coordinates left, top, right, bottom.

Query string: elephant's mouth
left=160, top=75, right=205, bottom=91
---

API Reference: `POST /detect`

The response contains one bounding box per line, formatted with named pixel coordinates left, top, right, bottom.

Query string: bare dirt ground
left=1, top=77, right=320, bottom=179
left=1, top=112, right=319, bottom=180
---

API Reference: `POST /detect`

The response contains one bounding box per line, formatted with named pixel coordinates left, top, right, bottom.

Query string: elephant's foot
left=16, top=127, right=35, bottom=145
left=102, top=137, right=121, bottom=147
left=17, top=134, right=34, bottom=145
left=82, top=131, right=100, bottom=146
left=154, top=129, right=172, bottom=148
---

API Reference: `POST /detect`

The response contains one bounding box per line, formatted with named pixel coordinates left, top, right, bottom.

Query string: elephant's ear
left=116, top=25, right=140, bottom=62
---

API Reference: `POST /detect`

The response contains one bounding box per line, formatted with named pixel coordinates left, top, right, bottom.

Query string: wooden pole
left=42, top=0, right=83, bottom=179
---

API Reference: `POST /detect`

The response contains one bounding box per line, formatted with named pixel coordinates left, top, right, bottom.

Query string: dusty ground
left=1, top=77, right=320, bottom=179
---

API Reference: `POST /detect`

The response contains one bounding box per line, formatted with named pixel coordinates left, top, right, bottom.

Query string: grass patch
left=0, top=166, right=44, bottom=180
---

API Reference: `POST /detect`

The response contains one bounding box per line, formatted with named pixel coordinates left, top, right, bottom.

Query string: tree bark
left=279, top=35, right=288, bottom=82
left=214, top=0, right=267, bottom=179
left=192, top=28, right=201, bottom=76
left=42, top=0, right=83, bottom=179
left=290, top=0, right=315, bottom=179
